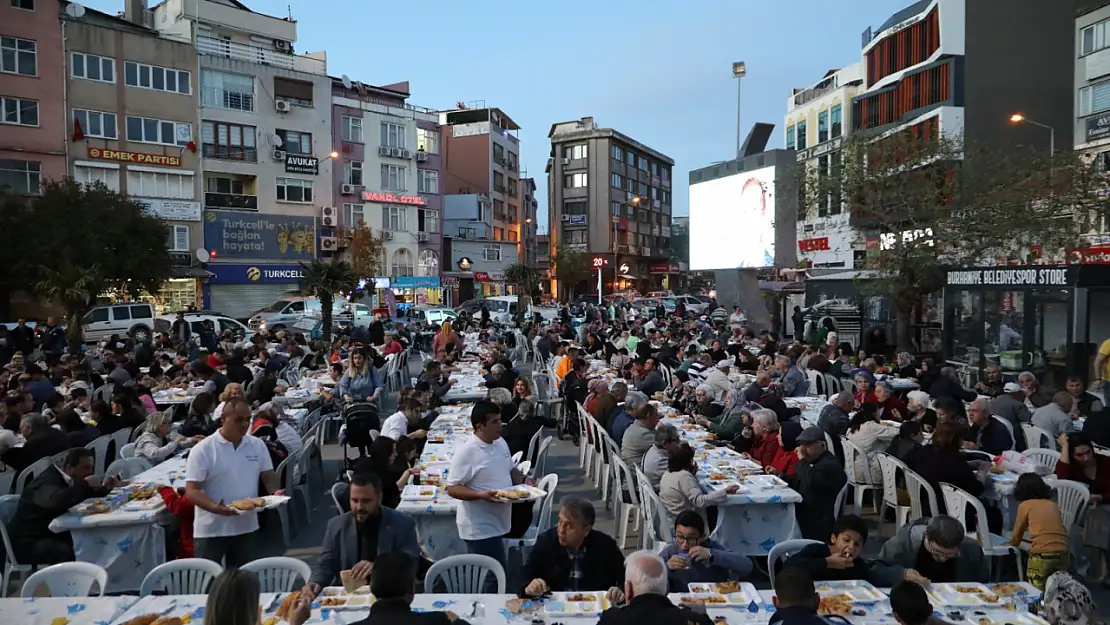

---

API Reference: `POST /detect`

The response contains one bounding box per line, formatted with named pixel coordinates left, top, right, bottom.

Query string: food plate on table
left=401, top=484, right=439, bottom=501
left=543, top=591, right=608, bottom=615
left=743, top=474, right=788, bottom=489
left=813, top=580, right=886, bottom=602
left=490, top=484, right=546, bottom=503
left=75, top=499, right=112, bottom=515
left=677, top=594, right=731, bottom=607
left=687, top=581, right=760, bottom=605
left=926, top=583, right=1002, bottom=606
left=817, top=594, right=854, bottom=615
left=989, top=582, right=1040, bottom=600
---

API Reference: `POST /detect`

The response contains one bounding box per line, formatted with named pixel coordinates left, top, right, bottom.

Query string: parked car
left=673, top=294, right=707, bottom=314
left=247, top=296, right=344, bottom=332
left=456, top=296, right=535, bottom=325
left=335, top=302, right=373, bottom=330
left=154, top=313, right=253, bottom=340
left=405, top=305, right=458, bottom=327
left=83, top=302, right=156, bottom=343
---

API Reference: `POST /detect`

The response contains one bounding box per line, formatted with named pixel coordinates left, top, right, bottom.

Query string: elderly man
left=965, top=397, right=1013, bottom=455
left=701, top=359, right=732, bottom=402
left=817, top=391, right=853, bottom=437
left=639, top=424, right=680, bottom=491
left=1019, top=371, right=1052, bottom=409
left=597, top=550, right=713, bottom=625
left=1032, top=392, right=1078, bottom=437
left=521, top=497, right=625, bottom=597
left=871, top=515, right=990, bottom=585
left=742, top=371, right=771, bottom=403
left=620, top=403, right=661, bottom=468
left=974, top=364, right=1005, bottom=397
left=484, top=363, right=515, bottom=391
left=1, top=412, right=73, bottom=472
left=775, top=355, right=808, bottom=397
left=1066, top=375, right=1104, bottom=418
left=690, top=384, right=723, bottom=420
left=783, top=427, right=845, bottom=541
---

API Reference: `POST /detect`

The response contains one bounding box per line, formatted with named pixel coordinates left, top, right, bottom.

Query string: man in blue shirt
left=659, top=510, right=753, bottom=592
left=24, top=364, right=57, bottom=411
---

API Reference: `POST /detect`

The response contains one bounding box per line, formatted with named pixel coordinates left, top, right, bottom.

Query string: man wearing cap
left=701, top=359, right=731, bottom=402
left=990, top=382, right=1031, bottom=452
left=783, top=427, right=846, bottom=541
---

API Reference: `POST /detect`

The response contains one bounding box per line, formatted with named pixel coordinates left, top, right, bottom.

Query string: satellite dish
left=271, top=133, right=283, bottom=147
left=340, top=74, right=352, bottom=89
left=65, top=3, right=85, bottom=17
left=195, top=248, right=210, bottom=263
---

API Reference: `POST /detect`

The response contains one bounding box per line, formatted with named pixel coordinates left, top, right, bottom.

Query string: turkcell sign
left=208, top=264, right=306, bottom=284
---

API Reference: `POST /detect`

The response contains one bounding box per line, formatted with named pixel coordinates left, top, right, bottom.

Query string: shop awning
left=171, top=266, right=216, bottom=278
left=619, top=273, right=637, bottom=280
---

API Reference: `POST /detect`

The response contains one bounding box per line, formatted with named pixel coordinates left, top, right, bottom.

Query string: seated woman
left=659, top=510, right=753, bottom=591
left=874, top=381, right=908, bottom=421
left=57, top=408, right=100, bottom=447
left=766, top=421, right=802, bottom=477
left=363, top=436, right=419, bottom=509
left=690, top=384, right=723, bottom=420
left=135, top=411, right=193, bottom=465
left=904, top=390, right=937, bottom=430
left=854, top=371, right=878, bottom=407
left=886, top=420, right=925, bottom=466
left=695, top=388, right=746, bottom=442
left=179, top=392, right=218, bottom=437
left=659, top=443, right=738, bottom=527
left=249, top=406, right=290, bottom=467
left=846, top=403, right=898, bottom=484
left=909, top=421, right=986, bottom=516
left=744, top=409, right=782, bottom=468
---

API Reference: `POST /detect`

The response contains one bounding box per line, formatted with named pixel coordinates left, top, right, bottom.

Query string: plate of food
left=127, top=486, right=158, bottom=501
left=989, top=582, right=1040, bottom=599
left=926, top=583, right=1002, bottom=606
left=813, top=580, right=886, bottom=602
left=743, top=474, right=788, bottom=489
left=687, top=581, right=759, bottom=605
left=817, top=593, right=854, bottom=615
left=401, top=485, right=438, bottom=501
left=227, top=495, right=290, bottom=514
left=76, top=499, right=112, bottom=515
left=543, top=592, right=608, bottom=615
left=490, top=484, right=546, bottom=503
left=677, top=594, right=731, bottom=607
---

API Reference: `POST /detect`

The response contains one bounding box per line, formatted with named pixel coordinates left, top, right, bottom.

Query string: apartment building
left=330, top=78, right=442, bottom=284
left=442, top=193, right=519, bottom=301
left=1075, top=3, right=1110, bottom=246
left=439, top=106, right=523, bottom=250
left=144, top=0, right=333, bottom=315
left=546, top=116, right=674, bottom=295
left=520, top=177, right=539, bottom=266
left=0, top=0, right=66, bottom=194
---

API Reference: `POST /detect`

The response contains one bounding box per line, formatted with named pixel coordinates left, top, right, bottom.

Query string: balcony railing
left=201, top=86, right=255, bottom=112
left=197, top=35, right=326, bottom=75
left=204, top=191, right=258, bottom=211
left=202, top=143, right=258, bottom=163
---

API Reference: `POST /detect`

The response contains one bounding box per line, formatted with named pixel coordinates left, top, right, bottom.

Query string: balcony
left=201, top=86, right=255, bottom=112
left=197, top=36, right=326, bottom=75
left=493, top=183, right=507, bottom=194
left=204, top=192, right=258, bottom=211
left=202, top=143, right=258, bottom=163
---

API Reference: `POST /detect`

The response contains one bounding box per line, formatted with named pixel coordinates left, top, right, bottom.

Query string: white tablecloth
left=0, top=596, right=135, bottom=625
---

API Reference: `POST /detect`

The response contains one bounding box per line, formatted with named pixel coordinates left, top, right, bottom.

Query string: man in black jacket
left=785, top=427, right=846, bottom=541
left=9, top=447, right=116, bottom=564
left=2, top=413, right=74, bottom=472
left=966, top=398, right=1013, bottom=455
left=769, top=567, right=827, bottom=625
left=352, top=551, right=469, bottom=625
left=782, top=514, right=876, bottom=582
left=597, top=550, right=712, bottom=625
left=521, top=497, right=625, bottom=596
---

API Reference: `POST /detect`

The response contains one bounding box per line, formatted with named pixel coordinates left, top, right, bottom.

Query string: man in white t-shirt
left=380, top=398, right=427, bottom=442
left=446, top=400, right=528, bottom=588
left=185, top=397, right=283, bottom=566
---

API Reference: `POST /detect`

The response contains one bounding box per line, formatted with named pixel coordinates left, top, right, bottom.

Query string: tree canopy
left=553, top=248, right=589, bottom=302
left=298, top=258, right=355, bottom=344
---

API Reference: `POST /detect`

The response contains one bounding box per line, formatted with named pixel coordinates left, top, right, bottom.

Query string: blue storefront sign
left=204, top=210, right=316, bottom=260
left=392, top=276, right=441, bottom=289
left=208, top=264, right=306, bottom=284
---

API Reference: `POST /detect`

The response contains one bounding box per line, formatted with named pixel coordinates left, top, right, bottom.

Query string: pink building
left=0, top=0, right=66, bottom=194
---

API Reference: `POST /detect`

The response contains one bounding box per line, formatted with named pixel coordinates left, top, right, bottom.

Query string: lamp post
left=525, top=217, right=532, bottom=265
left=1009, top=113, right=1055, bottom=156
left=732, top=61, right=747, bottom=162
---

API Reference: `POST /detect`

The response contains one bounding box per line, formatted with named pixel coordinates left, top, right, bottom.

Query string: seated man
left=2, top=412, right=74, bottom=472
left=871, top=515, right=990, bottom=586
left=659, top=510, right=753, bottom=591
left=9, top=448, right=117, bottom=564
left=768, top=567, right=825, bottom=625
left=350, top=551, right=467, bottom=625
left=522, top=497, right=625, bottom=596
left=597, top=550, right=713, bottom=625
left=303, top=473, right=420, bottom=599
left=781, top=514, right=874, bottom=582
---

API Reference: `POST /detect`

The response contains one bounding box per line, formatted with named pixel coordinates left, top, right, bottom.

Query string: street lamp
left=1009, top=113, right=1055, bottom=156
left=732, top=61, right=747, bottom=162
left=525, top=217, right=532, bottom=265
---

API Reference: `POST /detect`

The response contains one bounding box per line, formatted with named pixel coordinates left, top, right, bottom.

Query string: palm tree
left=34, top=263, right=104, bottom=354
left=503, top=262, right=539, bottom=324
left=298, top=258, right=355, bottom=344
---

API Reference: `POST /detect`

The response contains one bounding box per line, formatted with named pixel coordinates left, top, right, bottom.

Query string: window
left=200, top=69, right=253, bottom=111
left=275, top=178, right=313, bottom=203
left=493, top=143, right=504, bottom=162
left=124, top=61, right=190, bottom=94
left=202, top=120, right=257, bottom=161
left=71, top=52, right=114, bottom=83
left=1, top=96, right=37, bottom=126
left=391, top=248, right=414, bottom=277
left=417, top=127, right=439, bottom=153
left=127, top=170, right=193, bottom=199
left=276, top=129, right=311, bottom=155
left=417, top=169, right=438, bottom=194
left=1083, top=18, right=1110, bottom=55
left=638, top=181, right=648, bottom=197
left=343, top=203, right=365, bottom=226
left=818, top=109, right=829, bottom=143
left=381, top=164, right=406, bottom=190
left=73, top=165, right=119, bottom=191
left=126, top=116, right=191, bottom=147
left=830, top=104, right=842, bottom=138
left=418, top=208, right=439, bottom=232
left=273, top=76, right=313, bottom=106
left=1080, top=79, right=1110, bottom=117
left=482, top=245, right=502, bottom=262
left=795, top=120, right=808, bottom=151
left=662, top=168, right=670, bottom=184
left=12, top=0, right=35, bottom=9
left=344, top=160, right=363, bottom=186
left=563, top=229, right=587, bottom=244
left=0, top=159, right=40, bottom=194
left=342, top=116, right=363, bottom=142
left=564, top=173, right=587, bottom=188
left=611, top=201, right=621, bottom=216
left=85, top=308, right=108, bottom=323
left=207, top=175, right=245, bottom=195
left=564, top=144, right=588, bottom=160
left=1, top=37, right=35, bottom=76
left=564, top=201, right=587, bottom=215
left=380, top=122, right=406, bottom=148
left=625, top=150, right=635, bottom=166
left=611, top=173, right=623, bottom=189
left=382, top=206, right=407, bottom=231
left=72, top=109, right=117, bottom=139
left=638, top=156, right=649, bottom=170
left=611, top=144, right=623, bottom=161
left=167, top=225, right=189, bottom=251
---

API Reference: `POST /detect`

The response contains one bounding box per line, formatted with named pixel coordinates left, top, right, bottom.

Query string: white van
left=456, top=295, right=539, bottom=325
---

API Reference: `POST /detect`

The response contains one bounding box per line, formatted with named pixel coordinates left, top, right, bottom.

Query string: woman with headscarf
left=691, top=383, right=723, bottom=420
left=432, top=319, right=463, bottom=355
left=695, top=387, right=747, bottom=442
left=584, top=378, right=608, bottom=415
left=249, top=406, right=290, bottom=467
left=135, top=411, right=192, bottom=465
left=853, top=370, right=878, bottom=407
left=1043, top=572, right=1102, bottom=625
left=766, top=421, right=802, bottom=477
left=895, top=352, right=917, bottom=379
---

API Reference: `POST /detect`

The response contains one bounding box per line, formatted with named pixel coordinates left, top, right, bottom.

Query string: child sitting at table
left=157, top=484, right=195, bottom=559
left=1010, top=472, right=1069, bottom=590
left=781, top=514, right=875, bottom=581
left=889, top=580, right=948, bottom=625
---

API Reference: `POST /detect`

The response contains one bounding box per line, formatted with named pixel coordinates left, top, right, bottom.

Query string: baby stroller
left=340, top=401, right=380, bottom=473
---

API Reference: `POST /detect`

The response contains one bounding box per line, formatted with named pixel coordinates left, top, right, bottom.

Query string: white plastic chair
left=609, top=436, right=642, bottom=549
left=903, top=466, right=940, bottom=521
left=119, top=443, right=137, bottom=459
left=241, top=556, right=311, bottom=592
left=292, top=439, right=314, bottom=520
left=1020, top=448, right=1061, bottom=469
left=832, top=474, right=850, bottom=517
left=139, top=558, right=224, bottom=596
left=0, top=468, right=14, bottom=496
left=424, top=554, right=506, bottom=594
left=49, top=450, right=71, bottom=468
left=515, top=460, right=532, bottom=475
left=1022, top=424, right=1056, bottom=451
left=105, top=457, right=150, bottom=479
left=875, top=453, right=912, bottom=529
left=110, top=427, right=132, bottom=460
left=14, top=457, right=52, bottom=495
left=940, top=483, right=1024, bottom=581
left=273, top=451, right=300, bottom=545
left=331, top=482, right=348, bottom=515
left=20, top=562, right=108, bottom=597
left=990, top=415, right=1016, bottom=451
left=511, top=451, right=523, bottom=464
left=0, top=494, right=32, bottom=596
left=768, top=539, right=823, bottom=588
left=636, top=470, right=672, bottom=551
left=84, top=434, right=112, bottom=478
left=1053, top=479, right=1091, bottom=529
left=531, top=436, right=554, bottom=480
left=841, top=438, right=879, bottom=516
left=504, top=473, right=559, bottom=562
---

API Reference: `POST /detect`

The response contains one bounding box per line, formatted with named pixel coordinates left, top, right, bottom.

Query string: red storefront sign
left=473, top=271, right=491, bottom=282
left=360, top=191, right=427, bottom=205
left=650, top=263, right=679, bottom=273
left=798, top=237, right=830, bottom=252
left=87, top=147, right=181, bottom=167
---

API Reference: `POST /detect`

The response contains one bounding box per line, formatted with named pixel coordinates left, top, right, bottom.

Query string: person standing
left=185, top=397, right=283, bottom=567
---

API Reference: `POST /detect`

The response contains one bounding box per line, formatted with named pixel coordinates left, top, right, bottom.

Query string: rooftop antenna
left=64, top=2, right=85, bottom=18
left=340, top=74, right=352, bottom=90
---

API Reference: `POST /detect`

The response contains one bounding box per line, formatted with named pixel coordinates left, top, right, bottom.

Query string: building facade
left=520, top=176, right=539, bottom=266
left=546, top=116, right=674, bottom=297
left=1, top=0, right=66, bottom=194
left=442, top=193, right=519, bottom=301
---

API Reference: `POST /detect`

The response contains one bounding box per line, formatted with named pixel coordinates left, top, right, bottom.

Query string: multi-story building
left=145, top=0, right=332, bottom=316
left=330, top=78, right=442, bottom=300
left=64, top=3, right=204, bottom=311
left=438, top=105, right=523, bottom=252
left=1076, top=5, right=1110, bottom=195
left=786, top=63, right=864, bottom=270
left=1, top=0, right=66, bottom=194
left=546, top=116, right=674, bottom=296
left=520, top=177, right=539, bottom=266
left=442, top=193, right=519, bottom=301
left=533, top=232, right=552, bottom=298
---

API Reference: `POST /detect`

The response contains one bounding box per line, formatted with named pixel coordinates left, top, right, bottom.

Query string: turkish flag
left=72, top=117, right=84, bottom=142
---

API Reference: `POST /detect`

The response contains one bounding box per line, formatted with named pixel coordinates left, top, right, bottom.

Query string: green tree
left=803, top=130, right=1104, bottom=350
left=553, top=248, right=589, bottom=302
left=340, top=225, right=388, bottom=280
left=298, top=258, right=355, bottom=344
left=503, top=262, right=539, bottom=323
left=34, top=264, right=104, bottom=353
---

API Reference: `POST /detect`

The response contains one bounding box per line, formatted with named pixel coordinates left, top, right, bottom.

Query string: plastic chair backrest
left=511, top=451, right=523, bottom=464
left=832, top=474, right=850, bottom=517
left=1052, top=479, right=1091, bottom=528
left=14, top=457, right=52, bottom=495
left=130, top=421, right=149, bottom=443
left=526, top=427, right=544, bottom=466
left=0, top=468, right=14, bottom=496
left=331, top=482, right=349, bottom=514
left=20, top=562, right=108, bottom=597
left=534, top=473, right=559, bottom=532
left=423, top=554, right=506, bottom=594
left=85, top=435, right=112, bottom=477
left=105, top=457, right=150, bottom=480
left=111, top=428, right=132, bottom=459
left=841, top=438, right=874, bottom=485
left=609, top=437, right=641, bottom=508
left=533, top=437, right=554, bottom=477
left=241, top=557, right=312, bottom=592
left=990, top=415, right=1016, bottom=450
left=903, top=465, right=939, bottom=519
left=50, top=449, right=71, bottom=468
left=768, top=539, right=823, bottom=588
left=276, top=450, right=300, bottom=493
left=119, top=443, right=137, bottom=459
left=875, top=453, right=904, bottom=509
left=0, top=494, right=23, bottom=567
left=139, top=558, right=224, bottom=596
left=940, top=482, right=990, bottom=545
left=1022, top=424, right=1056, bottom=451
left=1020, top=448, right=1061, bottom=469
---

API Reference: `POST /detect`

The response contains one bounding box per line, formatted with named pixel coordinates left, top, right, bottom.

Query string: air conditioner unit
left=273, top=39, right=290, bottom=52
left=271, top=149, right=286, bottom=161
left=321, top=206, right=337, bottom=226
left=391, top=147, right=404, bottom=158
left=381, top=231, right=394, bottom=241
left=561, top=158, right=569, bottom=166
left=378, top=146, right=392, bottom=157
left=340, top=184, right=356, bottom=195
left=320, top=236, right=339, bottom=251
left=416, top=151, right=428, bottom=162
left=418, top=232, right=430, bottom=242
left=400, top=149, right=411, bottom=159
left=561, top=214, right=571, bottom=222
left=275, top=99, right=292, bottom=113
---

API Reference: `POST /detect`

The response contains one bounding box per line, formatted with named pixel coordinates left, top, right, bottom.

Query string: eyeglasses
left=674, top=533, right=702, bottom=544
left=924, top=539, right=958, bottom=562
